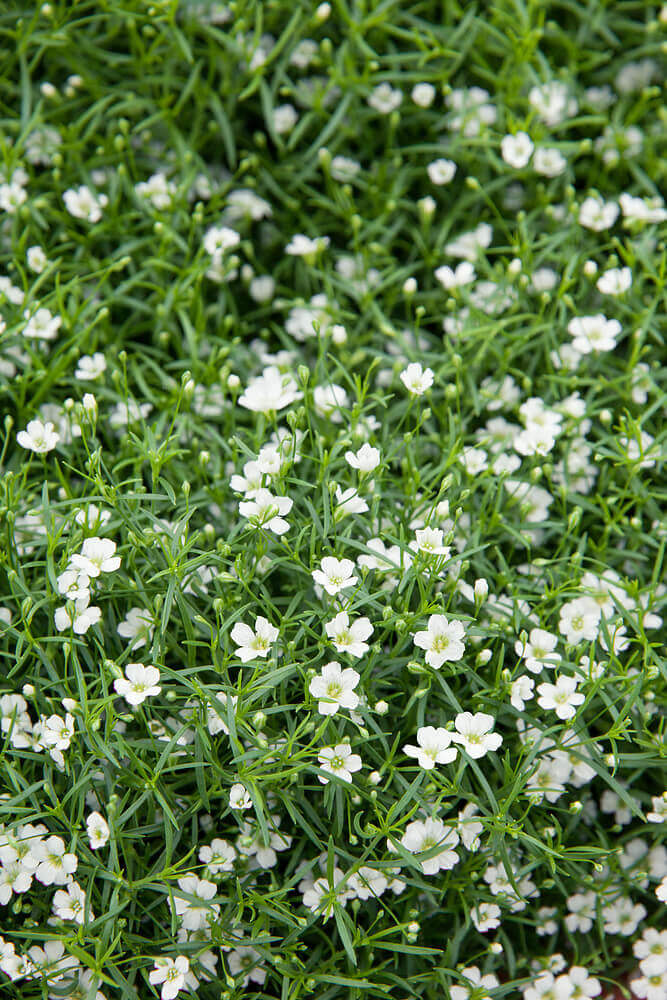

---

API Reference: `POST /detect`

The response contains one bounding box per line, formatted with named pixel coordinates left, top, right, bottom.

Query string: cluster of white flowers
left=0, top=8, right=664, bottom=1000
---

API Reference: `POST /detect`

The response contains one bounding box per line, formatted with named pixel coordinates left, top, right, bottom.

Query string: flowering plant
left=0, top=3, right=665, bottom=1000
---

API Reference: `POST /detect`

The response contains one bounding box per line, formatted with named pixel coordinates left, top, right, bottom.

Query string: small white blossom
left=400, top=362, right=434, bottom=396
left=427, top=158, right=457, bottom=185
left=537, top=674, right=585, bottom=720
left=413, top=615, right=466, bottom=668
left=344, top=443, right=380, bottom=472
left=312, top=556, right=358, bottom=595
left=403, top=727, right=457, bottom=770
left=86, top=811, right=110, bottom=849
left=231, top=616, right=279, bottom=662
left=149, top=956, right=190, bottom=1000
left=400, top=818, right=459, bottom=875
left=63, top=185, right=108, bottom=222
left=113, top=664, right=161, bottom=706
left=17, top=419, right=60, bottom=453
left=451, top=712, right=502, bottom=759
left=229, top=783, right=253, bottom=810
left=309, top=661, right=360, bottom=715
left=501, top=131, right=534, bottom=168
left=317, top=743, right=362, bottom=784
left=324, top=612, right=373, bottom=658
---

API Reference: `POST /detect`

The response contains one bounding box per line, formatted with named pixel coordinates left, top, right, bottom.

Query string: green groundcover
left=0, top=3, right=665, bottom=1000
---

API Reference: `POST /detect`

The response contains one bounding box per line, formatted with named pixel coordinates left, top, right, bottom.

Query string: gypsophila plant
left=0, top=1, right=666, bottom=999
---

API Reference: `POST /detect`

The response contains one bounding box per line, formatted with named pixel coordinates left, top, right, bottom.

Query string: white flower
left=451, top=966, right=499, bottom=1000
left=317, top=743, right=362, bottom=784
left=203, top=225, right=240, bottom=255
left=117, top=607, right=154, bottom=650
left=238, top=367, right=302, bottom=413
left=33, top=835, right=78, bottom=886
left=445, top=222, right=493, bottom=260
left=411, top=82, right=436, bottom=107
left=231, top=616, right=279, bottom=662
left=334, top=485, right=369, bottom=515
left=113, top=664, right=161, bottom=706
left=149, top=956, right=190, bottom=1000
left=511, top=675, right=535, bottom=711
left=452, top=712, right=502, bottom=759
left=324, top=612, right=373, bottom=658
left=309, top=660, right=360, bottom=715
left=559, top=597, right=600, bottom=644
left=620, top=430, right=659, bottom=469
left=312, top=556, right=358, bottom=595
left=529, top=81, right=577, bottom=125
left=578, top=196, right=619, bottom=231
left=555, top=966, right=601, bottom=999
left=86, top=811, right=110, bottom=849
left=23, top=306, right=62, bottom=342
left=400, top=362, right=434, bottom=396
left=52, top=881, right=89, bottom=924
left=619, top=192, right=667, bottom=225
left=458, top=803, right=484, bottom=851
left=0, top=854, right=31, bottom=903
left=647, top=792, right=667, bottom=824
left=54, top=595, right=102, bottom=634
left=537, top=674, right=585, bottom=720
left=597, top=267, right=632, bottom=295
left=533, top=147, right=567, bottom=177
left=75, top=352, right=107, bottom=380
left=567, top=314, right=621, bottom=353
left=71, top=537, right=121, bottom=577
left=206, top=693, right=238, bottom=736
left=285, top=234, right=330, bottom=257
left=301, top=867, right=351, bottom=919
left=239, top=488, right=293, bottom=534
left=427, top=158, right=457, bottom=185
left=368, top=82, right=402, bottom=113
left=403, top=726, right=457, bottom=770
left=412, top=527, right=450, bottom=557
left=135, top=172, right=176, bottom=209
left=348, top=866, right=388, bottom=900
left=41, top=713, right=75, bottom=754
left=435, top=261, right=475, bottom=289
left=313, top=383, right=349, bottom=421
left=400, top=818, right=459, bottom=874
left=471, top=902, right=501, bottom=932
left=228, top=942, right=267, bottom=985
left=63, top=185, right=108, bottom=222
left=344, top=443, right=380, bottom=472
left=330, top=155, right=361, bottom=181
left=273, top=103, right=298, bottom=134
left=199, top=838, right=235, bottom=876
left=631, top=969, right=667, bottom=1000
left=459, top=446, right=488, bottom=474
left=17, top=419, right=60, bottom=453
left=74, top=503, right=111, bottom=530
left=229, top=783, right=253, bottom=810
left=565, top=890, right=597, bottom=932
left=501, top=132, right=534, bottom=168
left=603, top=897, right=647, bottom=936
left=109, top=398, right=153, bottom=428
left=413, top=614, right=466, bottom=668
left=173, top=874, right=219, bottom=931
left=0, top=181, right=27, bottom=213
left=515, top=628, right=561, bottom=673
